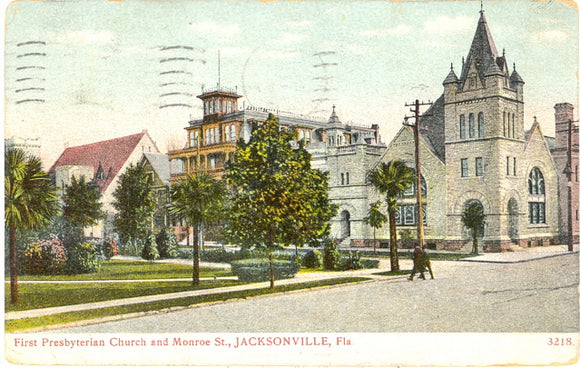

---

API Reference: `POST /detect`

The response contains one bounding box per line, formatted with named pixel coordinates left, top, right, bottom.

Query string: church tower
left=443, top=10, right=526, bottom=251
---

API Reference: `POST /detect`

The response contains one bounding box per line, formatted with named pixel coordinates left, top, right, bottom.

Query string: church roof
left=459, top=12, right=502, bottom=83
left=49, top=131, right=148, bottom=193
left=142, top=153, right=170, bottom=186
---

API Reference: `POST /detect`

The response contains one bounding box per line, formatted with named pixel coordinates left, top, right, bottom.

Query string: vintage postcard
left=3, top=0, right=579, bottom=366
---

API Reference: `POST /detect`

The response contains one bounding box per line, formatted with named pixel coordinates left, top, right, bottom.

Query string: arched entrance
left=508, top=198, right=519, bottom=242
left=462, top=199, right=485, bottom=253
left=340, top=210, right=351, bottom=238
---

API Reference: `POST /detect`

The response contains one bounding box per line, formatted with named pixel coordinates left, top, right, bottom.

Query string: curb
left=457, top=251, right=578, bottom=264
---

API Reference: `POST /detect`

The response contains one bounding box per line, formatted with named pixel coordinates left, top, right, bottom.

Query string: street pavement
left=28, top=246, right=578, bottom=333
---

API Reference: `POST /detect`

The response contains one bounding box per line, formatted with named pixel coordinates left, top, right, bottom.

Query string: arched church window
left=459, top=115, right=466, bottom=139
left=403, top=174, right=427, bottom=197
left=478, top=112, right=484, bottom=138
left=528, top=167, right=545, bottom=195
left=528, top=167, right=546, bottom=224
left=469, top=113, right=475, bottom=138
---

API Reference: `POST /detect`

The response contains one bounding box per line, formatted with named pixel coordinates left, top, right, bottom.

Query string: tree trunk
left=192, top=224, right=201, bottom=286
left=269, top=251, right=275, bottom=289
left=472, top=229, right=479, bottom=254
left=373, top=228, right=376, bottom=254
left=388, top=206, right=399, bottom=272
left=10, top=223, right=19, bottom=304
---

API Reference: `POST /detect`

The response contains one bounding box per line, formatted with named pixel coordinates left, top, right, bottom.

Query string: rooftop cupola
left=197, top=84, right=242, bottom=122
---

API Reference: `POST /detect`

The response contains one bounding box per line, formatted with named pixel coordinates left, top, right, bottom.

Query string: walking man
left=409, top=245, right=434, bottom=280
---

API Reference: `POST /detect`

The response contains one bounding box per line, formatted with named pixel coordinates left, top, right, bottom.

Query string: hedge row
left=230, top=259, right=299, bottom=282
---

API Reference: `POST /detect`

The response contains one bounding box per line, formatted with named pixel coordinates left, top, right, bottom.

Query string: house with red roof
left=49, top=130, right=160, bottom=238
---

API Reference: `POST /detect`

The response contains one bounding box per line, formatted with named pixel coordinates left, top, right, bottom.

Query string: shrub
left=156, top=228, right=179, bottom=258
left=198, top=248, right=268, bottom=263
left=120, top=238, right=143, bottom=256
left=102, top=237, right=119, bottom=260
left=322, top=239, right=340, bottom=270
left=21, top=236, right=67, bottom=275
left=303, top=250, right=322, bottom=269
left=142, top=234, right=160, bottom=260
left=291, top=254, right=303, bottom=269
left=230, top=259, right=298, bottom=282
left=341, top=252, right=364, bottom=270
left=67, top=242, right=102, bottom=274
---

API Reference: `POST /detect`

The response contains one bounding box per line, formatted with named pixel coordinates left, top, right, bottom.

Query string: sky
left=3, top=0, right=578, bottom=168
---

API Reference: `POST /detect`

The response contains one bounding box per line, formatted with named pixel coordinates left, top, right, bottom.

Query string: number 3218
left=548, top=338, right=573, bottom=346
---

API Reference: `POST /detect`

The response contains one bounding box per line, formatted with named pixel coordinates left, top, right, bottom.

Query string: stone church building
left=352, top=11, right=566, bottom=252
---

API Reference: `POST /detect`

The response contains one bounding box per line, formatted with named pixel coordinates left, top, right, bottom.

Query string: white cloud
left=264, top=49, right=300, bottom=59
left=360, top=24, right=412, bottom=37
left=278, top=33, right=308, bottom=44
left=423, top=16, right=474, bottom=34
left=532, top=30, right=569, bottom=43
left=285, top=20, right=312, bottom=29
left=189, top=21, right=241, bottom=37
left=54, top=30, right=117, bottom=44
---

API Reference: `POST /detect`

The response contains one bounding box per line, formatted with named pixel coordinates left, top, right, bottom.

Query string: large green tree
left=461, top=201, right=485, bottom=254
left=224, top=113, right=336, bottom=250
left=62, top=175, right=105, bottom=229
left=112, top=164, right=156, bottom=244
left=5, top=148, right=60, bottom=303
left=169, top=173, right=226, bottom=285
left=363, top=200, right=388, bottom=253
left=368, top=160, right=415, bottom=271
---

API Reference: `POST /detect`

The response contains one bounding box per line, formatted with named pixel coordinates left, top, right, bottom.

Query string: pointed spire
left=443, top=63, right=460, bottom=84
left=328, top=105, right=341, bottom=124
left=510, top=62, right=524, bottom=84
left=460, top=10, right=499, bottom=82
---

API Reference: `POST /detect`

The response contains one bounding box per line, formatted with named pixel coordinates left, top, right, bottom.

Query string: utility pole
left=404, top=99, right=432, bottom=249
left=562, top=119, right=579, bottom=251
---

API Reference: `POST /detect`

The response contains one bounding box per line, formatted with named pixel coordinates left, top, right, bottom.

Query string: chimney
left=554, top=103, right=574, bottom=150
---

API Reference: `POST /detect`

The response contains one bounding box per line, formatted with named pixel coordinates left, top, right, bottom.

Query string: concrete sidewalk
left=458, top=244, right=577, bottom=263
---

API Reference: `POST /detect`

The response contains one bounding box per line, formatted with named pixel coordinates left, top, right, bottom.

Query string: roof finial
left=534, top=116, right=537, bottom=124
left=513, top=62, right=516, bottom=71
left=503, top=48, right=505, bottom=57
left=480, top=0, right=484, bottom=14
left=450, top=62, right=454, bottom=71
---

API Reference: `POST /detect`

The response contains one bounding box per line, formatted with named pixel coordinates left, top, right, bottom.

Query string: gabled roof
left=49, top=131, right=148, bottom=193
left=459, top=12, right=502, bottom=83
left=142, top=153, right=170, bottom=186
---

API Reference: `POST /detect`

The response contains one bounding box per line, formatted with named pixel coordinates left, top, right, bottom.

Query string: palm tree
left=169, top=173, right=226, bottom=285
left=5, top=148, right=59, bottom=303
left=461, top=201, right=485, bottom=254
left=368, top=160, right=415, bottom=271
left=363, top=201, right=388, bottom=253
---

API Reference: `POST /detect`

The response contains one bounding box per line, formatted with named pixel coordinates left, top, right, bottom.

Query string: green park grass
left=5, top=279, right=240, bottom=312
left=8, top=260, right=233, bottom=281
left=5, top=277, right=371, bottom=332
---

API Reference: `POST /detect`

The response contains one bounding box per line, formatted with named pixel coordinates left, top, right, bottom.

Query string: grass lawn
left=7, top=260, right=233, bottom=282
left=5, top=277, right=371, bottom=332
left=5, top=280, right=240, bottom=312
